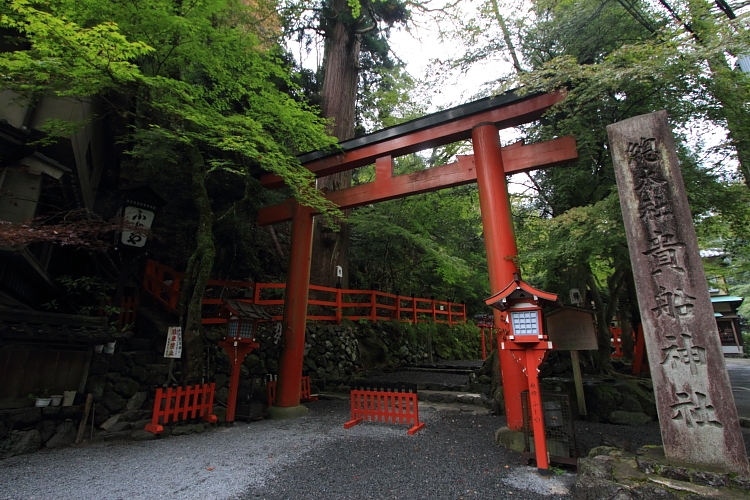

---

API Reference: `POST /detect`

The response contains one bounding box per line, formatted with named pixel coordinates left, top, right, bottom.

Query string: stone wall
left=0, top=317, right=476, bottom=459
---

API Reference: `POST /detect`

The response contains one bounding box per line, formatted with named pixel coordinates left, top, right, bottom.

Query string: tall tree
left=0, top=0, right=338, bottom=381
left=284, top=0, right=409, bottom=288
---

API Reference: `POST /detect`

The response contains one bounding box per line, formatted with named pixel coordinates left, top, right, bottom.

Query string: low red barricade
left=344, top=382, right=425, bottom=435
left=145, top=383, right=217, bottom=434
left=266, top=375, right=318, bottom=406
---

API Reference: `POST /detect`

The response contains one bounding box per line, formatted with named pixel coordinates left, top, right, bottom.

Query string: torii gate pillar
left=269, top=200, right=314, bottom=419
left=472, top=122, right=527, bottom=431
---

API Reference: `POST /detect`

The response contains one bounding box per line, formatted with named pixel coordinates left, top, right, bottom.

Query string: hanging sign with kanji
left=121, top=206, right=154, bottom=247
left=164, top=326, right=182, bottom=358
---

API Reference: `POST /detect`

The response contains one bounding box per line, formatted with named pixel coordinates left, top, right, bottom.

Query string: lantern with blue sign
left=485, top=273, right=560, bottom=474
left=485, top=273, right=559, bottom=342
left=218, top=299, right=271, bottom=422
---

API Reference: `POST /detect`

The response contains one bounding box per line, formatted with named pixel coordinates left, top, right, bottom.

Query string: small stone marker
left=607, top=111, right=749, bottom=475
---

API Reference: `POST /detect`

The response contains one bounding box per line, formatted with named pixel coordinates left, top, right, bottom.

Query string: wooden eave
left=485, top=279, right=560, bottom=310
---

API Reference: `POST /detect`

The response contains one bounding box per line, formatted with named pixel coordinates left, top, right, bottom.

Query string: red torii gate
left=258, top=90, right=578, bottom=429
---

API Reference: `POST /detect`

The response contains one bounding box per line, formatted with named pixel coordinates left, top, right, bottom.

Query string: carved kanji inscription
left=608, top=111, right=748, bottom=475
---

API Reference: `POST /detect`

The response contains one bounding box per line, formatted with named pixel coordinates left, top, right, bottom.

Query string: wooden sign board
left=545, top=307, right=597, bottom=351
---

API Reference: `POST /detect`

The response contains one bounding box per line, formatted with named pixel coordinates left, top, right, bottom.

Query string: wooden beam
left=261, top=91, right=566, bottom=189
left=257, top=136, right=577, bottom=226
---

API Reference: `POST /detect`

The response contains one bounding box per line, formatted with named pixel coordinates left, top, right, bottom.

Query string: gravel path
left=5, top=398, right=747, bottom=500
left=0, top=400, right=575, bottom=500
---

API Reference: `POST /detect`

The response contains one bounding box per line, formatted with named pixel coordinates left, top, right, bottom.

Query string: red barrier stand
left=145, top=383, right=217, bottom=434
left=344, top=383, right=425, bottom=435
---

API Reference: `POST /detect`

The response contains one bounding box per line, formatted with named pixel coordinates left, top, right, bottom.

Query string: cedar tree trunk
left=310, top=0, right=361, bottom=288
left=179, top=146, right=216, bottom=383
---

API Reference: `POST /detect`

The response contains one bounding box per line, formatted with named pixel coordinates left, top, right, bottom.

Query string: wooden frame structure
left=259, top=89, right=578, bottom=428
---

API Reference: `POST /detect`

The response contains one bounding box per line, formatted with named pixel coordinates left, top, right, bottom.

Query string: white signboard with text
left=121, top=206, right=154, bottom=247
left=164, top=326, right=182, bottom=358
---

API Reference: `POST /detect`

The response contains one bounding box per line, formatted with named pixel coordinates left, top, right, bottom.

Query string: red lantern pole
left=502, top=339, right=552, bottom=474
left=273, top=201, right=314, bottom=415
left=472, top=123, right=528, bottom=431
left=218, top=338, right=259, bottom=422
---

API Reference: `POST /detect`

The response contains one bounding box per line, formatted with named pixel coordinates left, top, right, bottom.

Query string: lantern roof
left=220, top=299, right=272, bottom=320
left=485, top=274, right=560, bottom=311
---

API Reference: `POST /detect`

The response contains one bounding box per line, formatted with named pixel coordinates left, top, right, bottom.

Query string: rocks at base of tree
left=608, top=410, right=651, bottom=426
left=1, top=430, right=41, bottom=458
left=45, top=421, right=76, bottom=448
left=130, top=429, right=157, bottom=441
left=126, top=392, right=148, bottom=411
left=101, top=391, right=126, bottom=413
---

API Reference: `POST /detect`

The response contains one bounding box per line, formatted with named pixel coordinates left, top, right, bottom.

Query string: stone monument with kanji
left=608, top=110, right=749, bottom=475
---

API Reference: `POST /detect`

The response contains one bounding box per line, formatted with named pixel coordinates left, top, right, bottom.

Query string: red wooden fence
left=142, top=259, right=466, bottom=326
left=344, top=387, right=425, bottom=435
left=144, top=383, right=217, bottom=434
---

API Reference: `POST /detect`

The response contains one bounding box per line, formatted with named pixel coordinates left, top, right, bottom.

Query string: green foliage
left=0, top=0, right=339, bottom=220
left=349, top=181, right=489, bottom=311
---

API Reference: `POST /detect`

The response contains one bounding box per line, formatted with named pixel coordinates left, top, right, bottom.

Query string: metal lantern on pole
left=217, top=299, right=271, bottom=422
left=485, top=273, right=561, bottom=474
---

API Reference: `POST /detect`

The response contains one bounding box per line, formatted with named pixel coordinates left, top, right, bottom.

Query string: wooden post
left=336, top=288, right=343, bottom=325
left=75, top=394, right=93, bottom=445
left=608, top=111, right=749, bottom=474
left=570, top=351, right=587, bottom=416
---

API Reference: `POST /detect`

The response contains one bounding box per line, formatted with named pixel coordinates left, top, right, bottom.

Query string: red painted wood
left=257, top=137, right=577, bottom=225
left=276, top=202, right=314, bottom=409
left=343, top=389, right=425, bottom=435
left=142, top=259, right=467, bottom=326
left=632, top=324, right=647, bottom=375
left=526, top=348, right=549, bottom=473
left=266, top=376, right=318, bottom=406
left=262, top=92, right=566, bottom=188
left=145, top=383, right=217, bottom=434
left=219, top=340, right=258, bottom=422
left=472, top=123, right=528, bottom=432
left=610, top=327, right=624, bottom=358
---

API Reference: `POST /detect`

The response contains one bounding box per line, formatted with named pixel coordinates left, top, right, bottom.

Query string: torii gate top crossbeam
left=258, top=90, right=577, bottom=226
left=260, top=90, right=565, bottom=190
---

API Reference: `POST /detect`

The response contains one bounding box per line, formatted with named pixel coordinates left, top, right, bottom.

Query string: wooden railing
left=142, top=259, right=466, bottom=326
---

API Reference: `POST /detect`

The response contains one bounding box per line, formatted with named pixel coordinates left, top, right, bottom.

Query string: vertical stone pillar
left=272, top=200, right=314, bottom=418
left=472, top=122, right=528, bottom=431
left=608, top=111, right=749, bottom=474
